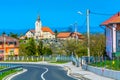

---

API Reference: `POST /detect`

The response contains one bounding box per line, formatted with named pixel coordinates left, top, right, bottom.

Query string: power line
left=90, top=11, right=114, bottom=16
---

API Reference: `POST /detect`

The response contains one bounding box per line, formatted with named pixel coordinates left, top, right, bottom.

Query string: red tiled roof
left=57, top=32, right=84, bottom=39
left=70, top=32, right=84, bottom=39
left=29, top=27, right=54, bottom=35
left=110, top=16, right=120, bottom=24
left=0, top=35, right=19, bottom=47
left=42, top=27, right=54, bottom=35
left=0, top=36, right=18, bottom=42
left=57, top=32, right=71, bottom=38
left=101, top=12, right=120, bottom=26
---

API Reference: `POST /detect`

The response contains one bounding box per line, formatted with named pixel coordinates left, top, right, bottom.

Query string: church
left=25, top=16, right=55, bottom=39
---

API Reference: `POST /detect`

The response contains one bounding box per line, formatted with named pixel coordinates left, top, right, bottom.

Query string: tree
left=2, top=32, right=6, bottom=35
left=9, top=32, right=18, bottom=39
left=54, top=29, right=58, bottom=40
left=63, top=39, right=87, bottom=57
left=37, top=40, right=44, bottom=56
left=43, top=47, right=52, bottom=55
left=19, top=43, right=27, bottom=56
left=90, top=33, right=105, bottom=57
left=26, top=38, right=36, bottom=56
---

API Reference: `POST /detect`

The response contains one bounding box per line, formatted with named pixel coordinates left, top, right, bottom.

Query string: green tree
left=26, top=38, right=36, bottom=56
left=19, top=43, right=27, bottom=56
left=9, top=32, right=18, bottom=38
left=54, top=29, right=58, bottom=40
left=43, top=47, right=52, bottom=55
left=90, top=33, right=105, bottom=57
left=63, top=39, right=87, bottom=57
left=37, top=40, right=44, bottom=55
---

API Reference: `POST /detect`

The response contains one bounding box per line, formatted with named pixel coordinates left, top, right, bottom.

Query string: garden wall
left=82, top=64, right=120, bottom=80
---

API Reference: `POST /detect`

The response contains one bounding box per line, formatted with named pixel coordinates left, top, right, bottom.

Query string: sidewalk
left=61, top=62, right=115, bottom=80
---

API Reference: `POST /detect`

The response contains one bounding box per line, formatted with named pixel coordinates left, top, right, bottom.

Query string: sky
left=0, top=0, right=120, bottom=34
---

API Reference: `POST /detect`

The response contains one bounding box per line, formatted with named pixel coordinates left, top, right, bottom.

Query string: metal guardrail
left=0, top=65, right=23, bottom=75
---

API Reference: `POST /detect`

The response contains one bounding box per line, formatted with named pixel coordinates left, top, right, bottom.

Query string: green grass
left=0, top=67, right=7, bottom=70
left=0, top=68, right=22, bottom=80
left=0, top=69, right=18, bottom=80
left=90, top=60, right=120, bottom=70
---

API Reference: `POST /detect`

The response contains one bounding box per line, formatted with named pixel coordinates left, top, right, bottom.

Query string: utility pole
left=74, top=22, right=78, bottom=44
left=3, top=35, right=6, bottom=61
left=87, top=9, right=90, bottom=63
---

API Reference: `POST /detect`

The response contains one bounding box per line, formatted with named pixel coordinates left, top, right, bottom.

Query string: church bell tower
left=35, top=15, right=42, bottom=39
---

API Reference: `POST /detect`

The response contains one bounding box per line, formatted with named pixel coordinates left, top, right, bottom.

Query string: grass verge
left=0, top=69, right=22, bottom=80
left=90, top=60, right=120, bottom=70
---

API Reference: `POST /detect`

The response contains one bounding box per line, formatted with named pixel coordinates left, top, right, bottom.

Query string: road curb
left=64, top=66, right=90, bottom=80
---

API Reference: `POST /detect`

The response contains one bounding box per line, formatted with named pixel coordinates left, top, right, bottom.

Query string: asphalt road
left=11, top=64, right=77, bottom=80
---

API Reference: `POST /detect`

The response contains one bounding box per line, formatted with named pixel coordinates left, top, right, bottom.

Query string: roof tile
left=57, top=32, right=71, bottom=38
left=42, top=27, right=54, bottom=35
left=101, top=12, right=120, bottom=26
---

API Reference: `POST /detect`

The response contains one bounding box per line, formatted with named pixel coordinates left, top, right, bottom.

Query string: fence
left=3, top=55, right=72, bottom=62
left=80, top=56, right=120, bottom=70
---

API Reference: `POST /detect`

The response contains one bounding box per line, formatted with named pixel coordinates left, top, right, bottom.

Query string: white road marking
left=41, top=68, right=48, bottom=80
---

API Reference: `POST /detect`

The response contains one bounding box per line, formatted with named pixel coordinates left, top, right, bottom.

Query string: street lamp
left=77, top=11, right=83, bottom=67
left=77, top=11, right=83, bottom=43
left=78, top=11, right=83, bottom=15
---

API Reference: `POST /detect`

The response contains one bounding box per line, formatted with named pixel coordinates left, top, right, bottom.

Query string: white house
left=101, top=12, right=120, bottom=59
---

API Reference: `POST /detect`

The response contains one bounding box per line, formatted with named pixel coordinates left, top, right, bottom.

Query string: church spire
left=37, top=15, right=40, bottom=21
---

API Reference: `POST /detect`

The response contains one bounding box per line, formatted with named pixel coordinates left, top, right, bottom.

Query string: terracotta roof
left=101, top=12, right=120, bottom=26
left=110, top=16, right=120, bottom=24
left=28, top=27, right=54, bottom=35
left=70, top=32, right=84, bottom=39
left=0, top=35, right=19, bottom=47
left=57, top=32, right=71, bottom=38
left=42, top=27, right=54, bottom=35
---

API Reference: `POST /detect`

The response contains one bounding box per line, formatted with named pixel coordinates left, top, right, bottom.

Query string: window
left=0, top=50, right=4, bottom=53
left=9, top=49, right=14, bottom=55
left=9, top=42, right=13, bottom=45
left=0, top=42, right=3, bottom=45
left=14, top=42, right=17, bottom=45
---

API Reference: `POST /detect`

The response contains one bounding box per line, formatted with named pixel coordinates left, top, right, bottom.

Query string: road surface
left=11, top=64, right=77, bottom=80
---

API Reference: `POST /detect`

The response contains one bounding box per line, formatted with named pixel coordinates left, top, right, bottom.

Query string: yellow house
left=0, top=34, right=19, bottom=60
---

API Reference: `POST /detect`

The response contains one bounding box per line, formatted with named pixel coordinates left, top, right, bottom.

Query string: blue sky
left=0, top=0, right=120, bottom=34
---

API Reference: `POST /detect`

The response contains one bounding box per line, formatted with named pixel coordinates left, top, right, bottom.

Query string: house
left=0, top=34, right=19, bottom=60
left=101, top=12, right=120, bottom=59
left=25, top=16, right=55, bottom=39
left=57, top=32, right=84, bottom=40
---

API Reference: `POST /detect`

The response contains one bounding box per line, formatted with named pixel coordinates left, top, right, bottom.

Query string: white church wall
left=25, top=31, right=34, bottom=38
